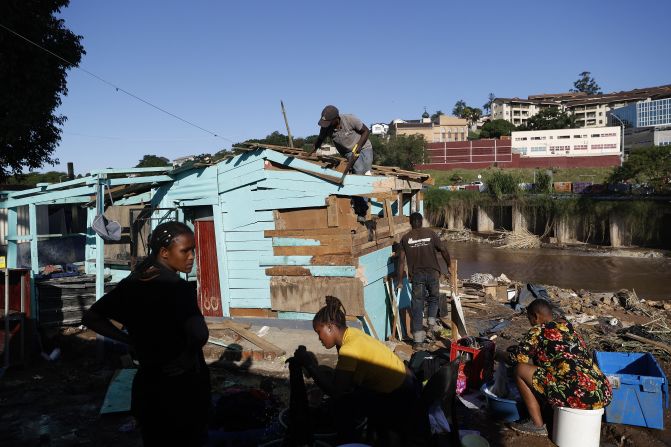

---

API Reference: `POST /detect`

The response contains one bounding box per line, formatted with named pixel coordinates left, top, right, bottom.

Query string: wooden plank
left=254, top=195, right=327, bottom=211
left=228, top=288, right=270, bottom=300
left=264, top=228, right=350, bottom=237
left=229, top=308, right=278, bottom=318
left=385, top=278, right=402, bottom=342
left=384, top=199, right=395, bottom=236
left=229, top=279, right=270, bottom=289
left=336, top=196, right=359, bottom=229
left=363, top=311, right=379, bottom=339
left=272, top=237, right=321, bottom=247
left=272, top=200, right=359, bottom=231
left=355, top=238, right=395, bottom=258
left=270, top=276, right=364, bottom=315
left=274, top=207, right=328, bottom=230
left=265, top=266, right=312, bottom=276
left=311, top=255, right=356, bottom=266
left=358, top=191, right=399, bottom=200
left=226, top=250, right=268, bottom=261
left=228, top=269, right=268, bottom=279
left=326, top=195, right=339, bottom=227
left=273, top=245, right=352, bottom=256
left=225, top=232, right=269, bottom=242
left=224, top=260, right=258, bottom=270
left=209, top=320, right=285, bottom=357
left=450, top=260, right=468, bottom=341
left=622, top=333, right=671, bottom=354
left=271, top=234, right=352, bottom=246
left=265, top=265, right=356, bottom=277
left=226, top=241, right=272, bottom=251
left=259, top=255, right=314, bottom=266
left=229, top=297, right=271, bottom=307
left=207, top=320, right=251, bottom=330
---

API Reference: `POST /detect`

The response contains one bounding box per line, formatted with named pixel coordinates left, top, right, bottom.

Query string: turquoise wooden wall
left=93, top=148, right=417, bottom=336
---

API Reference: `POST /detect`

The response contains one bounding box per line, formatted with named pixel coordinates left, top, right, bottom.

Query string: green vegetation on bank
left=423, top=167, right=615, bottom=186
left=424, top=188, right=667, bottom=245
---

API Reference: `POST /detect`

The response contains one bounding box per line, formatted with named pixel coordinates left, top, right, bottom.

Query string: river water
left=444, top=241, right=671, bottom=299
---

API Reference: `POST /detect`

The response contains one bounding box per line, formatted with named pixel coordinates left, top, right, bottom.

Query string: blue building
left=610, top=98, right=671, bottom=128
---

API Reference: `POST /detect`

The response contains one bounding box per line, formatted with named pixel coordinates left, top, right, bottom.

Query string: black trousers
left=132, top=366, right=211, bottom=447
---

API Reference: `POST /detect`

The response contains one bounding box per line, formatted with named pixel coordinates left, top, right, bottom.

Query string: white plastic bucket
left=552, top=406, right=604, bottom=447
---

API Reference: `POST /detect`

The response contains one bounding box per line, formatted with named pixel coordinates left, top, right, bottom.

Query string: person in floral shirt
left=508, top=299, right=612, bottom=436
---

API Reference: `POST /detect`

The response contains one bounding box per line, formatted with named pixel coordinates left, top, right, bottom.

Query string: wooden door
left=194, top=219, right=223, bottom=317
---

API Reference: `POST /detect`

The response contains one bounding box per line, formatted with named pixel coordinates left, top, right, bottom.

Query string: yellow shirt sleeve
left=336, top=327, right=406, bottom=393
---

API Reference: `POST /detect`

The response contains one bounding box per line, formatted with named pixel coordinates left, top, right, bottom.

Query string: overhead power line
left=0, top=22, right=235, bottom=144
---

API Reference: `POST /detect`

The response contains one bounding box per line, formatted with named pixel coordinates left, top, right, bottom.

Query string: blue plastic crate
left=595, top=351, right=669, bottom=429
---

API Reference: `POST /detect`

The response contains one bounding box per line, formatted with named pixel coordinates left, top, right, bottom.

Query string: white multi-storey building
left=511, top=126, right=621, bottom=158
left=493, top=84, right=671, bottom=129
left=491, top=98, right=560, bottom=127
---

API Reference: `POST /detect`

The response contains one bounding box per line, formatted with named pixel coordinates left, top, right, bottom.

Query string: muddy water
left=444, top=241, right=671, bottom=299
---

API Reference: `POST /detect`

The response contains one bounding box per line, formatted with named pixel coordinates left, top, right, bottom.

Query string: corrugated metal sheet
left=0, top=206, right=30, bottom=245
left=195, top=219, right=223, bottom=317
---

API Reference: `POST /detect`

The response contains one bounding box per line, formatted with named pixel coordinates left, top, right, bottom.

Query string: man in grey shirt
left=314, top=105, right=373, bottom=220
left=314, top=105, right=373, bottom=176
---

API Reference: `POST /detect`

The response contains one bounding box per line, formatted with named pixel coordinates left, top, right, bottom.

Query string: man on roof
left=314, top=105, right=373, bottom=221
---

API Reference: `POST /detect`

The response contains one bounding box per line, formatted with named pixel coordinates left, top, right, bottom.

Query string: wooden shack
left=0, top=145, right=430, bottom=339
left=151, top=144, right=430, bottom=338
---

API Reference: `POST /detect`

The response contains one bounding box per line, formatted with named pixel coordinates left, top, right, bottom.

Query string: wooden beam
left=264, top=228, right=350, bottom=237
left=363, top=311, right=378, bottom=340
left=273, top=245, right=352, bottom=256
left=266, top=266, right=312, bottom=276
left=228, top=308, right=278, bottom=318
left=207, top=320, right=285, bottom=358
left=449, top=260, right=467, bottom=341
left=326, top=195, right=339, bottom=227
left=622, top=333, right=671, bottom=354
left=384, top=199, right=395, bottom=236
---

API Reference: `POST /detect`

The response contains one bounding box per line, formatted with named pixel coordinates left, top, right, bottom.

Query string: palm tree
left=431, top=110, right=445, bottom=121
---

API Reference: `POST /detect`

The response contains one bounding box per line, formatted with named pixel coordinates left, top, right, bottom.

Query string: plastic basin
left=480, top=381, right=526, bottom=422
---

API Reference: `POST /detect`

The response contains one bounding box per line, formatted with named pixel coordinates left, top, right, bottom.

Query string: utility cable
left=0, top=22, right=235, bottom=144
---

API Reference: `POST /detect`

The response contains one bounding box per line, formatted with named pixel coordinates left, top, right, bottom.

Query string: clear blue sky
left=48, top=0, right=671, bottom=174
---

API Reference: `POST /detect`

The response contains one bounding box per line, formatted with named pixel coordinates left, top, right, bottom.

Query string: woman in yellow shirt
left=293, top=296, right=427, bottom=444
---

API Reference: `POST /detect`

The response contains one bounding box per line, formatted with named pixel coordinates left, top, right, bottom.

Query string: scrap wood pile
left=439, top=274, right=671, bottom=363
left=206, top=320, right=286, bottom=361
left=546, top=286, right=671, bottom=360
left=439, top=273, right=513, bottom=312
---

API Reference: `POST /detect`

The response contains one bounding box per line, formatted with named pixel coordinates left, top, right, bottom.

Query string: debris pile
left=439, top=228, right=472, bottom=242
left=467, top=273, right=495, bottom=285
left=496, top=228, right=542, bottom=249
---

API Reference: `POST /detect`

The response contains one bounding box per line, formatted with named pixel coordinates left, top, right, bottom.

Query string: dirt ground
left=1, top=284, right=671, bottom=446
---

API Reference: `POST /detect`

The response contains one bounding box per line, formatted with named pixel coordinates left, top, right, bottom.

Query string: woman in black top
left=83, top=221, right=210, bottom=446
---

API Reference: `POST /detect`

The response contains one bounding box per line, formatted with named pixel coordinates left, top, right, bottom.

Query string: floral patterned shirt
left=511, top=320, right=612, bottom=409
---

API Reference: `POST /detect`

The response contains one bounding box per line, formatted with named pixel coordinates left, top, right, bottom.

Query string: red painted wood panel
left=194, top=220, right=223, bottom=317
left=0, top=269, right=32, bottom=317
